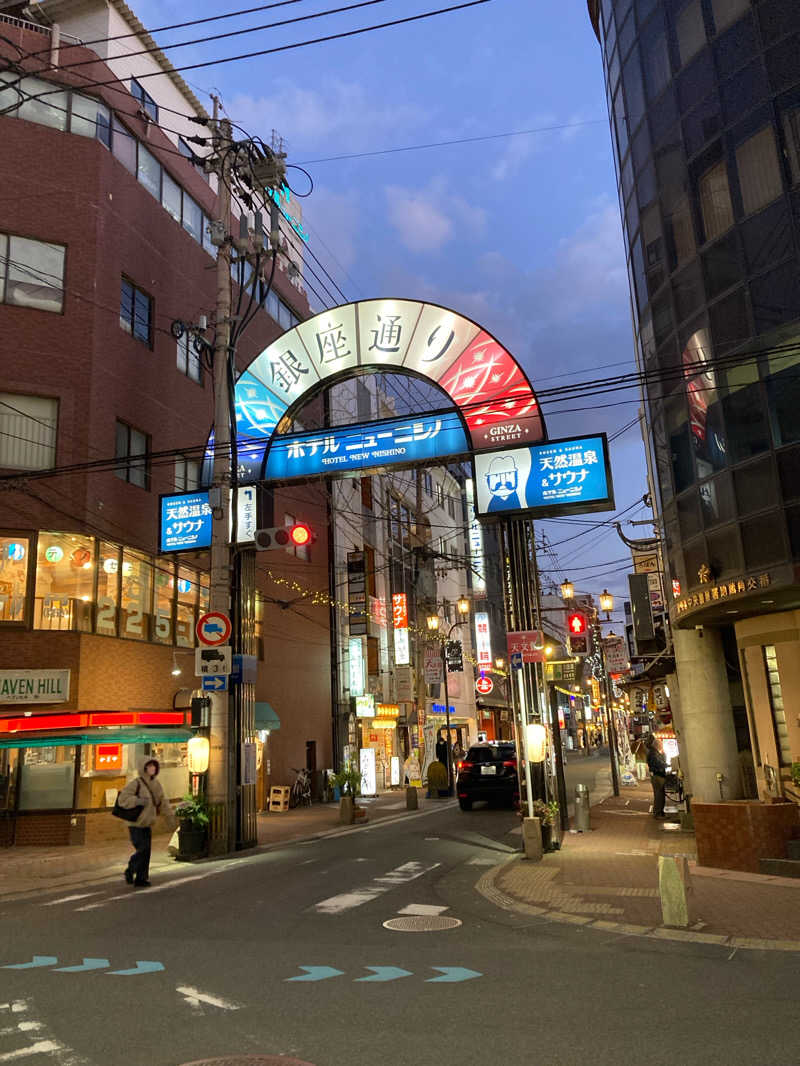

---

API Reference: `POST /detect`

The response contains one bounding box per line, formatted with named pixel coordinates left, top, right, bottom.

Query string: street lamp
left=426, top=600, right=470, bottom=796
left=495, top=657, right=505, bottom=670
left=560, top=578, right=574, bottom=600
left=599, top=589, right=614, bottom=617
left=545, top=645, right=554, bottom=657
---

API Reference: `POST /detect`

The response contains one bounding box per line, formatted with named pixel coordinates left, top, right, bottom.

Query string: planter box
left=693, top=800, right=799, bottom=873
left=177, top=823, right=208, bottom=861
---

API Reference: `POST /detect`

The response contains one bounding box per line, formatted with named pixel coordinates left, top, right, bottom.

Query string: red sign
left=506, top=630, right=545, bottom=663
left=391, top=593, right=408, bottom=629
left=196, top=611, right=232, bottom=646
left=475, top=676, right=494, bottom=695
left=93, top=744, right=123, bottom=771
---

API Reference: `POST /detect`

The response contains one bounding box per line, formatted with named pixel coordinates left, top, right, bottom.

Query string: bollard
left=406, top=786, right=419, bottom=811
left=658, top=855, right=692, bottom=927
left=522, top=817, right=543, bottom=861
left=574, top=782, right=591, bottom=831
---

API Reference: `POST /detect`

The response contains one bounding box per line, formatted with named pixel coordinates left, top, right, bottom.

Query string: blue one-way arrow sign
left=202, top=675, right=228, bottom=692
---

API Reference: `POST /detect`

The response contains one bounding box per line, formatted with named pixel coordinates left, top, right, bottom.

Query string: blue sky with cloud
left=136, top=0, right=650, bottom=608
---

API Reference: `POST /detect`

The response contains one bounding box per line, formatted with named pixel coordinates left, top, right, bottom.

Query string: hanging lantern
left=599, top=589, right=614, bottom=613
left=526, top=722, right=547, bottom=762
left=560, top=578, right=574, bottom=600
left=187, top=735, right=210, bottom=774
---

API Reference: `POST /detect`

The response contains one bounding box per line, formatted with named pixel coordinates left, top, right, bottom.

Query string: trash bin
left=574, top=782, right=591, bottom=831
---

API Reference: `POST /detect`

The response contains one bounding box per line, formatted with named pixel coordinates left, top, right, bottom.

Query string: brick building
left=0, top=0, right=332, bottom=844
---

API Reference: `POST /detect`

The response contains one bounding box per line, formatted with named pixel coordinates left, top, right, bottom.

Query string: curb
left=474, top=857, right=800, bottom=954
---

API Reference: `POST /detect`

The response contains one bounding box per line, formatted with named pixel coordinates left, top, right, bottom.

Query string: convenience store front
left=0, top=710, right=192, bottom=847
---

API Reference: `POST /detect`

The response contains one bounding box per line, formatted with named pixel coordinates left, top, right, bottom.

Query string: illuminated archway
left=233, top=299, right=545, bottom=482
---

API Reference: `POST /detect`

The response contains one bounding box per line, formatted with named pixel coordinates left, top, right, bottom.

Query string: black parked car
left=456, top=742, right=519, bottom=811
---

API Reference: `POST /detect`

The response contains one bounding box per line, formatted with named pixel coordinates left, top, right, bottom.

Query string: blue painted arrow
left=2, top=956, right=58, bottom=969
left=286, top=966, right=344, bottom=982
left=54, top=958, right=109, bottom=973
left=426, top=967, right=483, bottom=983
left=108, top=961, right=164, bottom=976
left=355, top=966, right=413, bottom=983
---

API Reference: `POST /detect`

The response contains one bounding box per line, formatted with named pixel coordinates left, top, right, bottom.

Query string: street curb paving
left=474, top=857, right=800, bottom=954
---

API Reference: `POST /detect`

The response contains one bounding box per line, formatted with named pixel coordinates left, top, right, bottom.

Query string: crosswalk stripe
left=314, top=861, right=440, bottom=915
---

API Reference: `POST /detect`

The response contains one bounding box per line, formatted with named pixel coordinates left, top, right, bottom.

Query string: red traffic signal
left=568, top=612, right=587, bottom=635
left=254, top=523, right=315, bottom=551
left=288, top=522, right=312, bottom=547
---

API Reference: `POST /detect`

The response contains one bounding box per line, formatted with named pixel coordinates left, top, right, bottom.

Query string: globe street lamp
left=560, top=578, right=575, bottom=601
left=599, top=588, right=614, bottom=618
left=426, top=599, right=470, bottom=795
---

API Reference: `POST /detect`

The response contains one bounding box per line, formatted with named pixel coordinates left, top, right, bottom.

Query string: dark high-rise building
left=587, top=0, right=800, bottom=803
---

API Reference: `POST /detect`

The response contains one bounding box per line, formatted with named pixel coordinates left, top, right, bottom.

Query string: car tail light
left=459, top=761, right=473, bottom=771
left=502, top=759, right=517, bottom=768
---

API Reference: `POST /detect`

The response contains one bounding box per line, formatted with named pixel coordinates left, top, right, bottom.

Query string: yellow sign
left=675, top=572, right=770, bottom=615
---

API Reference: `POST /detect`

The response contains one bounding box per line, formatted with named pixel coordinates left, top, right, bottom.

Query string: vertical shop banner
left=349, top=636, right=365, bottom=696
left=424, top=642, right=443, bottom=684
left=464, top=478, right=486, bottom=593
left=391, top=593, right=409, bottom=629
left=347, top=550, right=367, bottom=635
left=603, top=636, right=629, bottom=674
left=393, top=626, right=410, bottom=666
left=359, top=747, right=377, bottom=796
left=474, top=611, right=492, bottom=667
left=395, top=665, right=414, bottom=702
left=445, top=640, right=463, bottom=673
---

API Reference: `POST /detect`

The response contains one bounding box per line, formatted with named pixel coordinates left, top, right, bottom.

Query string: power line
left=296, top=119, right=607, bottom=165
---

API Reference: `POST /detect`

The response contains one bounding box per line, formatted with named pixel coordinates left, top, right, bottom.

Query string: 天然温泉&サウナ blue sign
left=159, top=491, right=213, bottom=552
left=473, top=435, right=614, bottom=519
left=264, top=409, right=469, bottom=482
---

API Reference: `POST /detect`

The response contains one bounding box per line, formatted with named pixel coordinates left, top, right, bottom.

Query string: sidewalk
left=0, top=791, right=424, bottom=900
left=482, top=781, right=800, bottom=949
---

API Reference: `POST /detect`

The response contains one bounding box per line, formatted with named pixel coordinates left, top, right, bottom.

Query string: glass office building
left=588, top=0, right=800, bottom=801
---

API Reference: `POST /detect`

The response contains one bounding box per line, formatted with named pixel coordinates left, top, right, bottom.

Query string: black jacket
left=647, top=748, right=667, bottom=776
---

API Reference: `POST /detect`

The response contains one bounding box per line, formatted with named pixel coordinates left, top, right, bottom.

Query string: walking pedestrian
left=116, top=758, right=175, bottom=887
left=644, top=734, right=667, bottom=819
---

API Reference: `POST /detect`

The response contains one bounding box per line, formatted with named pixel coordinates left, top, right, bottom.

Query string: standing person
left=116, top=758, right=175, bottom=887
left=435, top=731, right=448, bottom=765
left=644, top=734, right=667, bottom=819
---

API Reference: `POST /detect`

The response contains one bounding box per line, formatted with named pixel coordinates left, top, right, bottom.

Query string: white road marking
left=468, top=857, right=500, bottom=866
left=41, top=895, right=96, bottom=907
left=396, top=904, right=449, bottom=916
left=75, top=868, right=231, bottom=910
left=314, top=861, right=440, bottom=914
left=0, top=1042, right=63, bottom=1062
left=176, top=986, right=241, bottom=1011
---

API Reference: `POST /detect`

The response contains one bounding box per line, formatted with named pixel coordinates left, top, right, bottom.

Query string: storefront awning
left=254, top=702, right=280, bottom=731
left=0, top=728, right=193, bottom=750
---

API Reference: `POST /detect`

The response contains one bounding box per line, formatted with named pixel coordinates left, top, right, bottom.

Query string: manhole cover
left=383, top=916, right=463, bottom=932
left=179, top=1058, right=316, bottom=1065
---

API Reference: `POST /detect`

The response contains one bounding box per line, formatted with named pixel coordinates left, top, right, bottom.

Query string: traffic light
left=567, top=611, right=589, bottom=655
left=254, top=523, right=315, bottom=551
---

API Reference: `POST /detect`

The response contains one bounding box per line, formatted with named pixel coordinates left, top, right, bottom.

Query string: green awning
left=254, top=702, right=280, bottom=731
left=0, top=728, right=193, bottom=750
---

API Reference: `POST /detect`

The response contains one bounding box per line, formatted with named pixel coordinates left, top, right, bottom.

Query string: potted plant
left=331, top=762, right=362, bottom=824
left=426, top=760, right=449, bottom=798
left=533, top=799, right=560, bottom=852
left=174, top=794, right=210, bottom=860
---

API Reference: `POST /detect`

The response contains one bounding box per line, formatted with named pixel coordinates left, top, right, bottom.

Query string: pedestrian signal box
left=567, top=611, right=589, bottom=655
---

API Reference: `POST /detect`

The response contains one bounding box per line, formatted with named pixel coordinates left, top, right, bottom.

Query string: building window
left=0, top=534, right=31, bottom=622
left=174, top=456, right=200, bottom=492
left=34, top=532, right=95, bottom=632
left=137, top=144, right=161, bottom=199
left=115, top=421, right=150, bottom=489
left=0, top=232, right=65, bottom=313
left=360, top=476, right=373, bottom=509
left=120, top=278, right=152, bottom=345
left=130, top=77, right=158, bottom=122
left=735, top=127, right=783, bottom=216
left=763, top=645, right=791, bottom=766
left=676, top=1, right=706, bottom=67
left=698, top=161, right=734, bottom=241
left=447, top=495, right=456, bottom=519
left=782, top=109, right=800, bottom=185
left=178, top=135, right=208, bottom=181
left=182, top=193, right=203, bottom=242
left=0, top=393, right=57, bottom=470
left=176, top=333, right=203, bottom=383
left=711, top=0, right=749, bottom=35
left=436, top=483, right=445, bottom=508
left=423, top=472, right=433, bottom=496
left=71, top=92, right=111, bottom=145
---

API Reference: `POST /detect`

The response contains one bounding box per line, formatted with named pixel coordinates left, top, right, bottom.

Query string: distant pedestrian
left=435, top=732, right=448, bottom=766
left=644, top=734, right=667, bottom=819
left=452, top=740, right=464, bottom=763
left=116, top=759, right=175, bottom=887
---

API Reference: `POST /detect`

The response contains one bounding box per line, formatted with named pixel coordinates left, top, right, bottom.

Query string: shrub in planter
left=174, top=794, right=210, bottom=860
left=533, top=799, right=560, bottom=852
left=426, top=760, right=448, bottom=797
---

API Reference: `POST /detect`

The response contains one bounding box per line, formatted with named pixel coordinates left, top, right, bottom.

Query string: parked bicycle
left=289, top=767, right=312, bottom=808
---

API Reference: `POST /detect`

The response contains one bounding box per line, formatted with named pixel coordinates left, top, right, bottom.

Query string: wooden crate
left=269, top=786, right=291, bottom=813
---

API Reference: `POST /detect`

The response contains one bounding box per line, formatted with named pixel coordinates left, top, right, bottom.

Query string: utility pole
left=207, top=99, right=234, bottom=856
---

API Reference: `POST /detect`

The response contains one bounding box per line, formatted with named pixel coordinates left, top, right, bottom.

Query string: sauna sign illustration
left=205, top=299, right=615, bottom=522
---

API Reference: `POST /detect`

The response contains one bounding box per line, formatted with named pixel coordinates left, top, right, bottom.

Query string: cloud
left=489, top=113, right=596, bottom=181
left=226, top=79, right=427, bottom=155
left=384, top=177, right=487, bottom=253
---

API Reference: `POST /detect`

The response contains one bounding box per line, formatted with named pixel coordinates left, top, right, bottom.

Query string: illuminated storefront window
left=176, top=565, right=198, bottom=647
left=153, top=558, right=174, bottom=645
left=18, top=746, right=76, bottom=810
left=0, top=536, right=30, bottom=622
left=34, top=532, right=94, bottom=631
left=120, top=548, right=152, bottom=642
left=96, top=541, right=121, bottom=636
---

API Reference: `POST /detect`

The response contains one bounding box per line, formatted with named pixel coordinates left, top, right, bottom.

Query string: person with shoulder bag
left=644, top=734, right=668, bottom=819
left=115, top=758, right=176, bottom=887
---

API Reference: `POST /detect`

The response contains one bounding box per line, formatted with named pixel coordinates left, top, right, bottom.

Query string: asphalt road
left=0, top=798, right=797, bottom=1066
